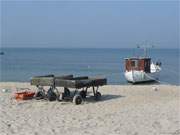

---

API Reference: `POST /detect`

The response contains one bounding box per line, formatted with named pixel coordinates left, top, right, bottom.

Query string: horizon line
left=0, top=47, right=179, bottom=49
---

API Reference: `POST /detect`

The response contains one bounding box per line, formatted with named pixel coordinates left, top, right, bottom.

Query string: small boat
left=0, top=52, right=4, bottom=55
left=124, top=45, right=162, bottom=83
left=15, top=91, right=35, bottom=100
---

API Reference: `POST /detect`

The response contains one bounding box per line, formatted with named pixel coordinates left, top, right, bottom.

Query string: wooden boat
left=124, top=45, right=162, bottom=83
left=15, top=91, right=35, bottom=100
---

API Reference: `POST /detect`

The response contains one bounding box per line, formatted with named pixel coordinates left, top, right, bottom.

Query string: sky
left=1, top=0, right=179, bottom=48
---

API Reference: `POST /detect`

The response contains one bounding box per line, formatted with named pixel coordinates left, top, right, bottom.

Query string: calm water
left=0, top=48, right=179, bottom=85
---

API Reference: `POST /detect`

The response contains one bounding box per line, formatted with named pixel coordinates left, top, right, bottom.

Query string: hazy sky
left=1, top=1, right=179, bottom=48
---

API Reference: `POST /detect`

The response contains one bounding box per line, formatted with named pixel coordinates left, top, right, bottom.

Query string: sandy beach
left=0, top=82, right=179, bottom=135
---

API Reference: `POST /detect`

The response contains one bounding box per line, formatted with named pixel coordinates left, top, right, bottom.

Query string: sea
left=0, top=48, right=179, bottom=85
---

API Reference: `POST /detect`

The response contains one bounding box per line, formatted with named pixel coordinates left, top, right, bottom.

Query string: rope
left=144, top=72, right=171, bottom=85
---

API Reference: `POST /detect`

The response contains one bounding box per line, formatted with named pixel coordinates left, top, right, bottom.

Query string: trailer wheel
left=64, top=88, right=70, bottom=97
left=95, top=92, right=101, bottom=101
left=73, top=95, right=82, bottom=105
left=35, top=91, right=45, bottom=100
left=80, top=90, right=86, bottom=98
left=47, top=89, right=57, bottom=101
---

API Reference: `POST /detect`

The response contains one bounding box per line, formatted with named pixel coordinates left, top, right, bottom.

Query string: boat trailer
left=30, top=75, right=107, bottom=105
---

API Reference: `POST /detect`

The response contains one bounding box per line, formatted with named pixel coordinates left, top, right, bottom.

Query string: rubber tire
left=95, top=92, right=101, bottom=101
left=80, top=91, right=86, bottom=98
left=35, top=91, right=45, bottom=100
left=47, top=89, right=57, bottom=101
left=73, top=95, right=82, bottom=105
left=64, top=88, right=71, bottom=97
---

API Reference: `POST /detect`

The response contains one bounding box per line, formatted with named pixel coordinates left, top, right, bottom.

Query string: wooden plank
left=31, top=74, right=74, bottom=86
left=31, top=77, right=54, bottom=86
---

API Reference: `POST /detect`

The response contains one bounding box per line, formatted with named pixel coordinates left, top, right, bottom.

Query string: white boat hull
left=124, top=70, right=160, bottom=83
left=125, top=63, right=161, bottom=83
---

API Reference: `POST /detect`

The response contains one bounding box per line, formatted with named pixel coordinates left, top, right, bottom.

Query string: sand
left=0, top=82, right=179, bottom=135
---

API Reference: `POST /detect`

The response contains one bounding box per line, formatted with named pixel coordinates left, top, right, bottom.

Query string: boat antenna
left=144, top=46, right=148, bottom=57
left=134, top=44, right=140, bottom=57
left=137, top=41, right=155, bottom=57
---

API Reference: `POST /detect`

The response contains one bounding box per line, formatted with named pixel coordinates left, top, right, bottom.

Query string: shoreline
left=0, top=81, right=179, bottom=86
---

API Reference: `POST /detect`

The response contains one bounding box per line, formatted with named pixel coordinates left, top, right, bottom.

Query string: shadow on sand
left=129, top=80, right=160, bottom=85
left=84, top=94, right=125, bottom=103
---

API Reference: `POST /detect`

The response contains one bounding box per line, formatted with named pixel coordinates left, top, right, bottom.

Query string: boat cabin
left=125, top=57, right=151, bottom=73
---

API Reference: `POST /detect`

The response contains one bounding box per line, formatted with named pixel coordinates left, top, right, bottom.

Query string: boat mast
left=137, top=41, right=154, bottom=57
left=144, top=46, right=147, bottom=57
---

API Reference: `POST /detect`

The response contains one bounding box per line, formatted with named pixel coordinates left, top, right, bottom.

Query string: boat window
left=131, top=60, right=138, bottom=68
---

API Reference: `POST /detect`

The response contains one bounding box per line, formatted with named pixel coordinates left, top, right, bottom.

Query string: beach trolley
left=31, top=75, right=107, bottom=105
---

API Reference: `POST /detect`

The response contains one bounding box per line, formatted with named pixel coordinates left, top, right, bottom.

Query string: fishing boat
left=124, top=45, right=162, bottom=83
